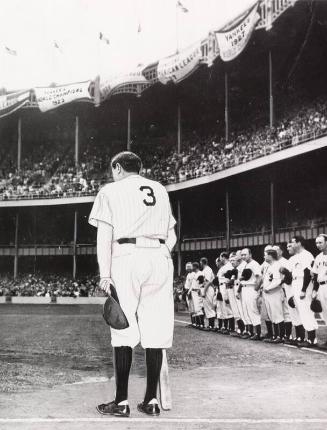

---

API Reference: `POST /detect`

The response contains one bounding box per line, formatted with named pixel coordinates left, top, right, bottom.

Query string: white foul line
left=174, top=319, right=189, bottom=324
left=283, top=344, right=327, bottom=356
left=1, top=418, right=327, bottom=424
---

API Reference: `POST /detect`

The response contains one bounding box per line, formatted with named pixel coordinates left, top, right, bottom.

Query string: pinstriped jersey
left=88, top=174, right=176, bottom=241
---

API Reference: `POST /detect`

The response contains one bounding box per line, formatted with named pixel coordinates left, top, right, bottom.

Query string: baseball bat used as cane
left=159, top=349, right=172, bottom=410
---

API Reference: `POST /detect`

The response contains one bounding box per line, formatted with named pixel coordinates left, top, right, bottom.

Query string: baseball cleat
left=137, top=401, right=160, bottom=416
left=249, top=334, right=261, bottom=341
left=96, top=401, right=130, bottom=417
left=229, top=331, right=240, bottom=337
left=240, top=332, right=251, bottom=339
left=263, top=337, right=275, bottom=343
left=289, top=338, right=300, bottom=346
left=272, top=336, right=283, bottom=344
left=296, top=339, right=309, bottom=348
left=305, top=338, right=318, bottom=348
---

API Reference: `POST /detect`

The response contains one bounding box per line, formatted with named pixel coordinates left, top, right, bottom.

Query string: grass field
left=1, top=304, right=327, bottom=393
left=1, top=304, right=327, bottom=430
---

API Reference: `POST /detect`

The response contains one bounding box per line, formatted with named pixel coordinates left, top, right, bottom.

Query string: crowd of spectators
left=0, top=273, right=99, bottom=297
left=146, top=98, right=327, bottom=184
left=0, top=97, right=327, bottom=199
left=0, top=272, right=187, bottom=300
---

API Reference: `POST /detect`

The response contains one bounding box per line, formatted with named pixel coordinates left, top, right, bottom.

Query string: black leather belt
left=319, top=281, right=327, bottom=285
left=117, top=238, right=165, bottom=245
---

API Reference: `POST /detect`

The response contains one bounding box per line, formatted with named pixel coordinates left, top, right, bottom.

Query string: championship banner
left=157, top=41, right=202, bottom=84
left=34, top=81, right=92, bottom=112
left=100, top=68, right=151, bottom=101
left=215, top=2, right=260, bottom=62
left=0, top=90, right=30, bottom=118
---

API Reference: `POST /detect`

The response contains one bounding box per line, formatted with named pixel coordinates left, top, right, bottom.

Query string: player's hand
left=100, top=277, right=114, bottom=295
left=236, top=293, right=240, bottom=300
left=312, top=290, right=318, bottom=300
left=300, top=291, right=306, bottom=300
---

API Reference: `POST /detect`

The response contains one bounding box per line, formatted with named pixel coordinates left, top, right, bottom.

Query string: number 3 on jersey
left=140, top=186, right=156, bottom=206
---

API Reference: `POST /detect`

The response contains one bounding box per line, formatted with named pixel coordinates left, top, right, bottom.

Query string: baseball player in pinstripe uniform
left=200, top=257, right=216, bottom=330
left=272, top=245, right=293, bottom=342
left=184, top=262, right=195, bottom=326
left=288, top=236, right=318, bottom=347
left=239, top=248, right=262, bottom=340
left=190, top=262, right=205, bottom=328
left=284, top=240, right=305, bottom=344
left=89, top=151, right=176, bottom=417
left=260, top=245, right=275, bottom=341
left=312, top=234, right=327, bottom=348
left=217, top=253, right=234, bottom=333
left=262, top=249, right=285, bottom=343
left=228, top=253, right=247, bottom=337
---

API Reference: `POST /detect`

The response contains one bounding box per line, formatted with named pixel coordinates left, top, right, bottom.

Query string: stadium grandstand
left=1, top=0, right=327, bottom=294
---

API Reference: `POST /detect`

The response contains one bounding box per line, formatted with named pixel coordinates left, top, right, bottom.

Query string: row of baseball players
left=184, top=235, right=327, bottom=347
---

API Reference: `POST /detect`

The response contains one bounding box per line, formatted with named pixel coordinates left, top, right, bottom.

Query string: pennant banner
left=34, top=81, right=92, bottom=112
left=0, top=90, right=30, bottom=118
left=100, top=68, right=151, bottom=101
left=157, top=41, right=203, bottom=84
left=215, top=3, right=259, bottom=62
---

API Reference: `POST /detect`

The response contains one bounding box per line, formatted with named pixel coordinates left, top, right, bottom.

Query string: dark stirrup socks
left=114, top=346, right=133, bottom=404
left=144, top=348, right=163, bottom=405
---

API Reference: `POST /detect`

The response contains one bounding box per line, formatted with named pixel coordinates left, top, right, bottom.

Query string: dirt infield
left=1, top=305, right=327, bottom=430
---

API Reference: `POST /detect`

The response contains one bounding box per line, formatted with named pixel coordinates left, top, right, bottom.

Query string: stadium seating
left=0, top=97, right=327, bottom=200
left=0, top=273, right=98, bottom=297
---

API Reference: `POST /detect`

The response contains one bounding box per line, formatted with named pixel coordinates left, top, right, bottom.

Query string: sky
left=0, top=0, right=256, bottom=90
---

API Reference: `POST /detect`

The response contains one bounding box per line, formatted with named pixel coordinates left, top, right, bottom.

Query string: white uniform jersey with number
left=89, top=174, right=176, bottom=241
left=263, top=261, right=282, bottom=291
left=312, top=253, right=327, bottom=283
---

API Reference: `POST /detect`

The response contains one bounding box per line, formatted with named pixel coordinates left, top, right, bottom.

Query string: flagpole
left=75, top=115, right=79, bottom=167
left=176, top=6, right=179, bottom=53
left=127, top=107, right=131, bottom=151
left=17, top=117, right=22, bottom=171
left=224, top=69, right=229, bottom=142
left=177, top=104, right=181, bottom=154
left=269, top=49, right=274, bottom=128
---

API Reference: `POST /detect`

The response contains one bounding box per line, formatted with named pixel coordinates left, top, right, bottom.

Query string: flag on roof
left=177, top=1, right=188, bottom=13
left=99, top=32, right=110, bottom=45
left=5, top=46, right=17, bottom=56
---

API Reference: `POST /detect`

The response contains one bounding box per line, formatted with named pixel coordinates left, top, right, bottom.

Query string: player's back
left=100, top=174, right=173, bottom=241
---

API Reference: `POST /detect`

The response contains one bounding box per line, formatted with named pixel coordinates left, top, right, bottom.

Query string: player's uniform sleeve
left=303, top=252, right=314, bottom=271
left=88, top=191, right=113, bottom=228
left=311, top=256, right=319, bottom=275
